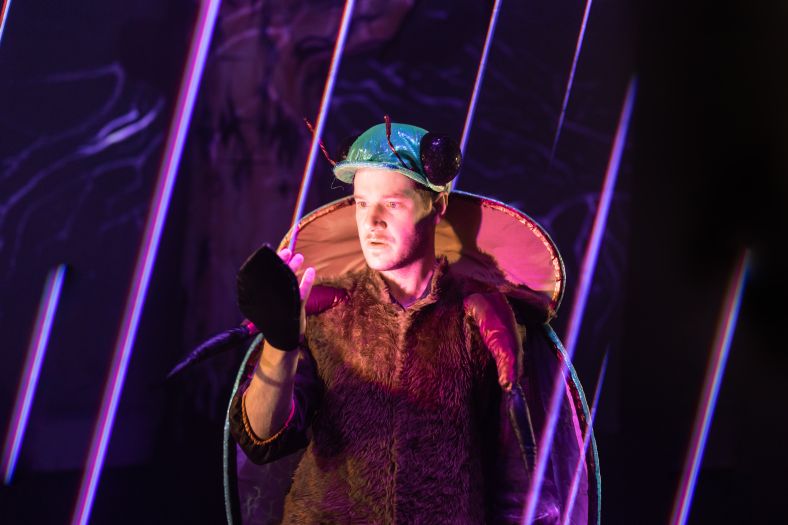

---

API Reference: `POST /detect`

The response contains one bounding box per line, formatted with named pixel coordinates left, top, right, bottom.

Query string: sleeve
left=465, top=291, right=539, bottom=523
left=464, top=290, right=524, bottom=390
left=228, top=344, right=323, bottom=464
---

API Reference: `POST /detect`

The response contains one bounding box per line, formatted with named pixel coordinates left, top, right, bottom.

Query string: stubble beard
left=362, top=221, right=434, bottom=272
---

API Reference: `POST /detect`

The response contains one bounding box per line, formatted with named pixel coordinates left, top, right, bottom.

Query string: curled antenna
left=303, top=118, right=336, bottom=166
left=384, top=115, right=408, bottom=169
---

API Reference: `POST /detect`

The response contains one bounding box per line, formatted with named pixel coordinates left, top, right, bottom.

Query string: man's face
left=353, top=168, right=439, bottom=272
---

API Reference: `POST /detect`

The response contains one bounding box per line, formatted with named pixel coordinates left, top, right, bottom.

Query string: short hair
left=414, top=185, right=449, bottom=218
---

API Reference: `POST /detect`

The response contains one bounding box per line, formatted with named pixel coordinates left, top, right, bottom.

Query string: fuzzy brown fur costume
left=230, top=257, right=529, bottom=524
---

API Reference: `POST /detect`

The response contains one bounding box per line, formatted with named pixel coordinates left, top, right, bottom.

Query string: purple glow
left=522, top=77, right=636, bottom=525
left=560, top=351, right=607, bottom=525
left=549, top=0, right=594, bottom=165
left=289, top=0, right=356, bottom=250
left=669, top=249, right=750, bottom=525
left=2, top=264, right=66, bottom=484
left=0, top=0, right=12, bottom=47
left=70, top=2, right=222, bottom=524
left=452, top=0, right=503, bottom=191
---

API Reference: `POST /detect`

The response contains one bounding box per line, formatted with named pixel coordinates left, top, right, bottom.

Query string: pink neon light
left=0, top=0, right=12, bottom=47
left=559, top=351, right=607, bottom=525
left=289, top=0, right=356, bottom=250
left=70, top=2, right=222, bottom=524
left=452, top=0, right=503, bottom=191
left=669, top=249, right=750, bottom=525
left=549, top=0, right=594, bottom=164
left=522, top=77, right=636, bottom=525
left=2, top=264, right=66, bottom=484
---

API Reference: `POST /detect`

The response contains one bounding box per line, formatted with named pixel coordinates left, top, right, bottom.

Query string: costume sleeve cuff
left=240, top=392, right=296, bottom=446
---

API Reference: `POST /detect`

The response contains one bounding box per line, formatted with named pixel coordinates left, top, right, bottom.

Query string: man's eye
left=386, top=201, right=399, bottom=208
left=356, top=201, right=367, bottom=208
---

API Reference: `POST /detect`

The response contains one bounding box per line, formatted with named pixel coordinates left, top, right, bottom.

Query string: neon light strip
left=549, top=0, right=594, bottom=165
left=288, top=0, right=356, bottom=250
left=70, top=2, right=222, bottom=524
left=0, top=0, right=12, bottom=47
left=669, top=249, right=750, bottom=525
left=2, top=264, right=66, bottom=484
left=452, top=0, right=503, bottom=191
left=564, top=76, right=635, bottom=357
left=560, top=351, right=608, bottom=525
left=522, top=76, right=636, bottom=525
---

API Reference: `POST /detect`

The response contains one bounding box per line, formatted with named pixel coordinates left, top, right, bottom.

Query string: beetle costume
left=208, top=122, right=600, bottom=524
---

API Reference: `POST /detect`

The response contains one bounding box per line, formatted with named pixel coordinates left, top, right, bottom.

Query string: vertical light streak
left=669, top=249, right=751, bottom=525
left=564, top=76, right=635, bottom=357
left=522, top=77, right=636, bottom=525
left=2, top=264, right=66, bottom=484
left=288, top=0, right=356, bottom=250
left=549, top=0, right=594, bottom=165
left=560, top=351, right=608, bottom=525
left=70, top=2, right=222, bottom=524
left=0, top=0, right=12, bottom=47
left=452, top=0, right=503, bottom=191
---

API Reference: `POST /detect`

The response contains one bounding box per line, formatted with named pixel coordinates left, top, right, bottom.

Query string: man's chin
left=362, top=252, right=396, bottom=271
left=364, top=258, right=392, bottom=271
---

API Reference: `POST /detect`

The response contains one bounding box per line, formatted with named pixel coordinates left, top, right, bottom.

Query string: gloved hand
left=237, top=245, right=315, bottom=351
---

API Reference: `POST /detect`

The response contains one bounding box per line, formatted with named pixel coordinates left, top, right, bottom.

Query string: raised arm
left=236, top=246, right=315, bottom=442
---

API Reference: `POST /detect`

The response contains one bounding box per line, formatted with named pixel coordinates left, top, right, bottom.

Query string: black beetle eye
left=420, top=133, right=462, bottom=186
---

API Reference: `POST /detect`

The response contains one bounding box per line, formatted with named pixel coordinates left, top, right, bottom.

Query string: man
left=226, top=122, right=597, bottom=524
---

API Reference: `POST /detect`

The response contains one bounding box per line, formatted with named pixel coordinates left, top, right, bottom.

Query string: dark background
left=0, top=0, right=785, bottom=523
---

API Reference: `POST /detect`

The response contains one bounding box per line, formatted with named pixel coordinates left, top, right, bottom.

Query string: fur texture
left=279, top=258, right=505, bottom=524
left=232, top=257, right=531, bottom=524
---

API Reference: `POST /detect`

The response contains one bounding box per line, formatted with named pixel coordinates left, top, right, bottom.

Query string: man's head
left=333, top=119, right=460, bottom=271
left=353, top=167, right=447, bottom=271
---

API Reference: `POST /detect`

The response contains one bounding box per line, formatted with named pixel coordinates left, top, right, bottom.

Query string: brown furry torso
left=282, top=259, right=499, bottom=524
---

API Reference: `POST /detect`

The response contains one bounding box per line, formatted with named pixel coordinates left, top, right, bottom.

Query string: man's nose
left=366, top=204, right=386, bottom=228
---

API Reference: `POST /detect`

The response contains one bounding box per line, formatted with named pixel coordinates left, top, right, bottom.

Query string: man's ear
left=433, top=192, right=448, bottom=224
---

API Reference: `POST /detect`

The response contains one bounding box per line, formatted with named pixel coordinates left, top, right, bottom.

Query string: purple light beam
left=452, top=0, right=503, bottom=191
left=564, top=76, right=636, bottom=358
left=549, top=0, right=594, bottom=166
left=0, top=0, right=12, bottom=47
left=70, top=2, right=222, bottom=524
left=669, top=249, right=751, bottom=525
left=288, top=0, right=356, bottom=250
left=560, top=351, right=608, bottom=525
left=522, top=76, right=636, bottom=525
left=2, top=264, right=66, bottom=484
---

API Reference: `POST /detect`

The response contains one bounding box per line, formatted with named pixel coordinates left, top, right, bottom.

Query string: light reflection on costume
left=219, top=122, right=600, bottom=524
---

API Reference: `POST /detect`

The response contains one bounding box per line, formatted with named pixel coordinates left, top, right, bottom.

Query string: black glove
left=236, top=244, right=301, bottom=351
